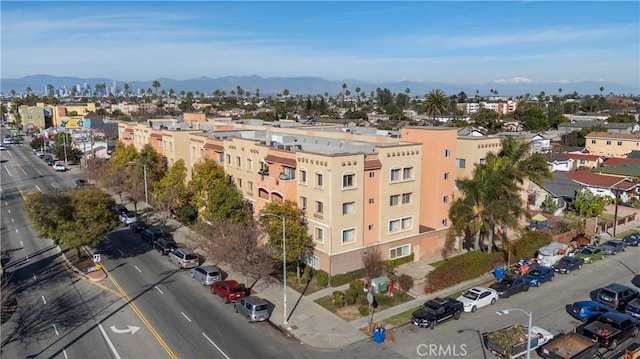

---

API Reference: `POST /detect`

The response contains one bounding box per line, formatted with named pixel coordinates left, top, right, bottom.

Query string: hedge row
left=383, top=253, right=415, bottom=269
left=424, top=251, right=505, bottom=294
left=330, top=268, right=366, bottom=287
left=513, top=231, right=552, bottom=259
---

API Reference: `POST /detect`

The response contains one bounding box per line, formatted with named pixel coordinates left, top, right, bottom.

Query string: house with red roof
left=563, top=171, right=638, bottom=202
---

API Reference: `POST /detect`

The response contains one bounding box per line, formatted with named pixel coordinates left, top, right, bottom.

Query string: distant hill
left=1, top=74, right=637, bottom=97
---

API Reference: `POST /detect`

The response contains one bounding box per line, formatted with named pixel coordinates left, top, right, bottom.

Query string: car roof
left=602, top=283, right=634, bottom=291
left=574, top=300, right=607, bottom=307
left=220, top=280, right=241, bottom=288
left=199, top=265, right=219, bottom=272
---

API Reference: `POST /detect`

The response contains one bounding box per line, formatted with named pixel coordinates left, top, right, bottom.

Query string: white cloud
left=493, top=77, right=535, bottom=84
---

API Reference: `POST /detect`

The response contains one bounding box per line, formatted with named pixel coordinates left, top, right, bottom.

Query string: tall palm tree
left=123, top=83, right=130, bottom=96
left=341, top=83, right=347, bottom=107
left=424, top=89, right=448, bottom=122
left=152, top=80, right=161, bottom=95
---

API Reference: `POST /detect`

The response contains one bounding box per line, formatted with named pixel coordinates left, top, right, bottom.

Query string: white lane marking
left=134, top=265, right=142, bottom=273
left=15, top=228, right=19, bottom=233
left=97, top=322, right=122, bottom=359
left=11, top=218, right=14, bottom=222
left=36, top=168, right=42, bottom=175
left=20, top=240, right=23, bottom=247
left=63, top=349, right=68, bottom=359
left=4, top=202, right=7, bottom=206
left=181, top=312, right=192, bottom=322
left=25, top=254, right=28, bottom=261
left=33, top=274, right=37, bottom=280
left=118, top=249, right=124, bottom=256
left=202, top=332, right=231, bottom=359
left=35, top=184, right=42, bottom=192
left=155, top=286, right=164, bottom=294
left=53, top=324, right=59, bottom=336
left=42, top=296, right=47, bottom=304
left=2, top=164, right=12, bottom=177
left=7, top=209, right=10, bottom=213
left=51, top=183, right=56, bottom=188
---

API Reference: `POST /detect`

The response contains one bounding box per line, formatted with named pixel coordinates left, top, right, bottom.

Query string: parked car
left=112, top=204, right=128, bottom=215
left=52, top=162, right=66, bottom=172
left=597, top=283, right=639, bottom=311
left=191, top=265, right=222, bottom=286
left=553, top=256, right=584, bottom=274
left=579, top=311, right=640, bottom=350
left=141, top=227, right=167, bottom=244
left=154, top=237, right=177, bottom=255
left=128, top=220, right=148, bottom=233
left=234, top=296, right=270, bottom=323
left=567, top=300, right=614, bottom=322
left=576, top=246, right=604, bottom=264
left=168, top=249, right=199, bottom=269
left=211, top=280, right=247, bottom=303
left=622, top=233, right=640, bottom=247
left=36, top=150, right=45, bottom=157
left=0, top=144, right=6, bottom=151
left=456, top=287, right=498, bottom=313
left=75, top=179, right=87, bottom=188
left=489, top=275, right=530, bottom=298
left=411, top=297, right=463, bottom=329
left=525, top=266, right=555, bottom=287
left=624, top=298, right=640, bottom=320
left=601, top=240, right=627, bottom=255
left=118, top=211, right=137, bottom=225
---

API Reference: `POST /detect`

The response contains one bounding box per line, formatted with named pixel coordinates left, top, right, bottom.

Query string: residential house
left=565, top=153, right=603, bottom=169
left=585, top=132, right=640, bottom=157
left=547, top=153, right=574, bottom=172
left=563, top=171, right=638, bottom=202
left=527, top=171, right=583, bottom=212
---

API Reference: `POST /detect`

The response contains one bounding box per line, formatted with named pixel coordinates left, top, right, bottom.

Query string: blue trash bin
left=494, top=267, right=504, bottom=282
left=373, top=329, right=383, bottom=344
left=380, top=327, right=386, bottom=343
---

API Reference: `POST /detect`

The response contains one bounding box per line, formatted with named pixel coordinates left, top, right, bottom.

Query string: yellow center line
left=104, top=266, right=178, bottom=359
left=15, top=162, right=28, bottom=175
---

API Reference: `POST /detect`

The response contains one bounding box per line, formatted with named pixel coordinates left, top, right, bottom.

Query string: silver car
left=168, top=249, right=199, bottom=269
left=191, top=265, right=222, bottom=286
left=234, top=296, right=270, bottom=323
left=600, top=240, right=627, bottom=255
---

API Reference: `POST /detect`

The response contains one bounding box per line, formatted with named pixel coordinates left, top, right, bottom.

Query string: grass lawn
left=615, top=228, right=639, bottom=239
left=429, top=259, right=447, bottom=268
left=314, top=289, right=415, bottom=321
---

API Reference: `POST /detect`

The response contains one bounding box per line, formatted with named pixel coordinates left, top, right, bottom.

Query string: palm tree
left=152, top=80, right=161, bottom=95
left=424, top=89, right=448, bottom=122
left=46, top=84, right=54, bottom=95
left=123, top=83, right=130, bottom=96
left=26, top=87, right=32, bottom=96
left=599, top=86, right=604, bottom=97
left=282, top=89, right=290, bottom=118
left=169, top=88, right=175, bottom=98
left=341, top=83, right=347, bottom=107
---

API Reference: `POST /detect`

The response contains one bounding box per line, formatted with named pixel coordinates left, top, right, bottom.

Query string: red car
left=211, top=280, right=247, bottom=303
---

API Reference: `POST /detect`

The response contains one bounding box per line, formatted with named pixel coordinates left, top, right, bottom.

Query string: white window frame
left=342, top=172, right=355, bottom=189
left=444, top=172, right=450, bottom=180
left=389, top=195, right=399, bottom=206
left=247, top=158, right=253, bottom=172
left=315, top=227, right=324, bottom=243
left=315, top=171, right=324, bottom=188
left=341, top=228, right=356, bottom=244
left=389, top=244, right=411, bottom=260
left=303, top=253, right=319, bottom=270
left=402, top=193, right=411, bottom=204
left=316, top=201, right=323, bottom=214
left=402, top=166, right=413, bottom=180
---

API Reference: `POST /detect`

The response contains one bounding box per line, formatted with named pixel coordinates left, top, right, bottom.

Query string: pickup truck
left=538, top=332, right=601, bottom=359
left=411, top=297, right=463, bottom=330
left=578, top=311, right=639, bottom=350
left=483, top=324, right=554, bottom=358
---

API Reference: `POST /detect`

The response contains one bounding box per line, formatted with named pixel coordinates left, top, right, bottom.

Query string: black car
left=489, top=275, right=529, bottom=298
left=112, top=204, right=128, bottom=215
left=141, top=227, right=166, bottom=244
left=129, top=220, right=148, bottom=233
left=154, top=237, right=177, bottom=255
left=553, top=256, right=584, bottom=274
left=411, top=297, right=463, bottom=330
left=622, top=233, right=640, bottom=247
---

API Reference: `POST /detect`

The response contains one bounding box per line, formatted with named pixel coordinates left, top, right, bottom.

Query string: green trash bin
left=370, top=277, right=389, bottom=294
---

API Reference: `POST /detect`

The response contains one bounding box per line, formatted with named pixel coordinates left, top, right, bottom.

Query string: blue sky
left=2, top=1, right=639, bottom=86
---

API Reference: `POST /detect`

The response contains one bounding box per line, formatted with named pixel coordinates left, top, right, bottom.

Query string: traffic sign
left=93, top=254, right=101, bottom=263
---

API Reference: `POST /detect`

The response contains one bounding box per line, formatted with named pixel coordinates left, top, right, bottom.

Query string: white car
left=456, top=287, right=499, bottom=313
left=52, top=162, right=66, bottom=171
left=118, top=211, right=137, bottom=225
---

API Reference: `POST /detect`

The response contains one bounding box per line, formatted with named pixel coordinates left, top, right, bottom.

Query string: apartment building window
left=617, top=141, right=623, bottom=146
left=316, top=201, right=324, bottom=214
left=315, top=172, right=324, bottom=187
left=369, top=172, right=375, bottom=178
left=247, top=158, right=253, bottom=171
left=389, top=244, right=410, bottom=260
left=283, top=167, right=295, bottom=180
left=303, top=253, right=319, bottom=270
left=591, top=140, right=596, bottom=144
left=217, top=153, right=224, bottom=163
left=445, top=149, right=451, bottom=157
left=443, top=195, right=449, bottom=204
left=237, top=178, right=242, bottom=188
left=236, top=156, right=242, bottom=168
left=248, top=181, right=253, bottom=191
left=342, top=173, right=355, bottom=189
left=299, top=196, right=307, bottom=210
left=341, top=228, right=355, bottom=244
left=226, top=154, right=231, bottom=165
left=389, top=217, right=412, bottom=232
left=456, top=158, right=466, bottom=168
left=342, top=202, right=354, bottom=215
left=368, top=224, right=374, bottom=230
left=479, top=158, right=486, bottom=165
left=389, top=219, right=399, bottom=232
left=315, top=227, right=324, bottom=243
left=389, top=195, right=400, bottom=206
left=444, top=172, right=450, bottom=180
left=606, top=140, right=611, bottom=145
left=300, top=169, right=307, bottom=184
left=390, top=168, right=401, bottom=182
left=401, top=217, right=412, bottom=230
left=402, top=166, right=413, bottom=180
left=402, top=193, right=412, bottom=204
left=442, top=218, right=448, bottom=227
left=369, top=198, right=375, bottom=204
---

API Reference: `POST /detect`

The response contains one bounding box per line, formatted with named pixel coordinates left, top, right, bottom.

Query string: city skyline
left=2, top=1, right=639, bottom=87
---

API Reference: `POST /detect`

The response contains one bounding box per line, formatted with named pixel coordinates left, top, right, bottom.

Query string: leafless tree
left=151, top=183, right=179, bottom=228
left=190, top=220, right=278, bottom=288
left=362, top=246, right=384, bottom=281
left=124, top=166, right=146, bottom=215
left=100, top=165, right=127, bottom=204
left=1, top=273, right=17, bottom=324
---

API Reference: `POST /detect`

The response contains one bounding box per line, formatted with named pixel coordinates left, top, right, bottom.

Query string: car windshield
left=530, top=270, right=541, bottom=276
left=603, top=241, right=617, bottom=246
left=230, top=286, right=244, bottom=293
left=255, top=304, right=268, bottom=311
left=462, top=291, right=479, bottom=300
left=207, top=271, right=220, bottom=276
left=421, top=305, right=438, bottom=314
left=580, top=248, right=593, bottom=255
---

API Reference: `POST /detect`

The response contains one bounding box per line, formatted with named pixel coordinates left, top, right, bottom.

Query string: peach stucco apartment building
left=118, top=119, right=457, bottom=275
left=585, top=131, right=640, bottom=158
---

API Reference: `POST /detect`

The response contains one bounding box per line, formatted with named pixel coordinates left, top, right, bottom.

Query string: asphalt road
left=0, top=135, right=167, bottom=359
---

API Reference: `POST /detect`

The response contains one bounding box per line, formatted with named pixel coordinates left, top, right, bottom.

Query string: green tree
left=187, top=159, right=227, bottom=210
left=24, top=192, right=73, bottom=241
left=152, top=80, right=161, bottom=95
left=473, top=108, right=502, bottom=133
left=152, top=159, right=188, bottom=205
left=203, top=179, right=249, bottom=224
left=259, top=200, right=312, bottom=283
left=514, top=103, right=548, bottom=131
left=423, top=89, right=448, bottom=121
left=572, top=189, right=606, bottom=217
left=110, top=141, right=139, bottom=170
left=137, top=144, right=166, bottom=184
left=606, top=114, right=636, bottom=123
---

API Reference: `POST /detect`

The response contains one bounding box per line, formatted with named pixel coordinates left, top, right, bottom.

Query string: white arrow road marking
left=155, top=286, right=164, bottom=294
left=42, top=296, right=46, bottom=304
left=109, top=325, right=140, bottom=335
left=134, top=265, right=142, bottom=273
left=181, top=312, right=192, bottom=322
left=202, top=332, right=231, bottom=359
left=98, top=323, right=122, bottom=359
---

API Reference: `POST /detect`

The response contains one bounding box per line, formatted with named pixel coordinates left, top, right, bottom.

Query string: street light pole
left=496, top=308, right=533, bottom=359
left=260, top=213, right=287, bottom=325
left=128, top=161, right=149, bottom=223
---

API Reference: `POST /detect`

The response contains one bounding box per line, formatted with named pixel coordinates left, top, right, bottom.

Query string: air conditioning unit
left=259, top=140, right=267, bottom=145
left=285, top=145, right=293, bottom=151
left=277, top=145, right=285, bottom=150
